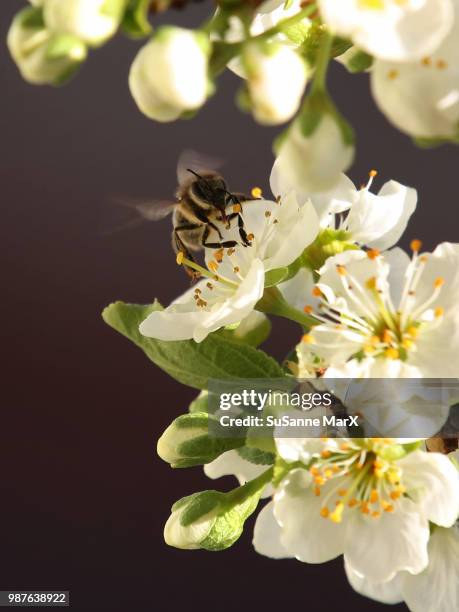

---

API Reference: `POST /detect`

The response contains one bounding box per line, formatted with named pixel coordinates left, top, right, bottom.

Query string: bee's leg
left=223, top=212, right=251, bottom=247
left=201, top=225, right=238, bottom=250
left=173, top=225, right=202, bottom=281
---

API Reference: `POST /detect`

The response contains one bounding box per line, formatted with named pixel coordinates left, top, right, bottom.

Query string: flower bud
left=157, top=412, right=243, bottom=468
left=7, top=7, right=87, bottom=86
left=165, top=482, right=264, bottom=551
left=164, top=491, right=221, bottom=550
left=129, top=27, right=211, bottom=122
left=243, top=41, right=308, bottom=125
left=43, top=0, right=125, bottom=47
left=274, top=111, right=355, bottom=194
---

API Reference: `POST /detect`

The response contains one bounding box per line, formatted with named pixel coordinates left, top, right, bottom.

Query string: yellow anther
left=314, top=486, right=321, bottom=497
left=407, top=325, right=419, bottom=338
left=348, top=498, right=358, bottom=508
left=421, top=56, right=431, bottom=66
left=214, top=248, right=225, bottom=263
left=381, top=500, right=394, bottom=512
left=336, top=265, right=347, bottom=276
left=330, top=502, right=344, bottom=523
left=437, top=59, right=447, bottom=69
left=320, top=507, right=330, bottom=518
left=402, top=338, right=414, bottom=349
left=314, top=476, right=326, bottom=486
left=312, top=286, right=322, bottom=297
left=303, top=305, right=313, bottom=314
left=321, top=449, right=331, bottom=458
left=434, top=277, right=445, bottom=288
left=251, top=187, right=263, bottom=199
left=310, top=466, right=320, bottom=476
left=410, top=239, right=422, bottom=253
left=387, top=469, right=401, bottom=484
left=324, top=469, right=334, bottom=479
left=371, top=511, right=381, bottom=519
left=360, top=502, right=370, bottom=515
left=385, top=348, right=400, bottom=360
left=370, top=490, right=379, bottom=504
left=232, top=203, right=242, bottom=214
left=382, top=329, right=392, bottom=344
left=302, top=334, right=314, bottom=344
left=369, top=169, right=378, bottom=178
left=340, top=442, right=350, bottom=451
left=435, top=306, right=444, bottom=318
left=387, top=69, right=399, bottom=80
left=367, top=249, right=380, bottom=260
left=176, top=251, right=185, bottom=265
left=338, top=489, right=348, bottom=497
left=247, top=233, right=254, bottom=242
left=390, top=490, right=401, bottom=501
left=420, top=255, right=428, bottom=263
left=366, top=276, right=377, bottom=290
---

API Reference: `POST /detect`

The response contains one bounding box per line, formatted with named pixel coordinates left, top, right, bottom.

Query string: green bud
left=7, top=7, right=87, bottom=86
left=165, top=468, right=272, bottom=550
left=157, top=412, right=244, bottom=468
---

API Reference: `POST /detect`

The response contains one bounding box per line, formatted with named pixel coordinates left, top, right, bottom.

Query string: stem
left=311, top=28, right=333, bottom=94
left=225, top=466, right=274, bottom=506
left=256, top=287, right=319, bottom=330
left=208, top=4, right=317, bottom=76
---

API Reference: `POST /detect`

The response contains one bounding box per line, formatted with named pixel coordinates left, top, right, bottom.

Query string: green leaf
left=219, top=311, right=271, bottom=348
left=121, top=0, right=152, bottom=39
left=102, top=301, right=284, bottom=389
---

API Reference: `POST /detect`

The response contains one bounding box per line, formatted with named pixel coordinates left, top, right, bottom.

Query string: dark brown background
left=1, top=2, right=457, bottom=610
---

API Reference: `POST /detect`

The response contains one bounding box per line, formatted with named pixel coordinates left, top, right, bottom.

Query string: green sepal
left=219, top=311, right=271, bottom=348
left=379, top=440, right=421, bottom=462
left=163, top=412, right=245, bottom=468
left=301, top=228, right=358, bottom=272
left=189, top=390, right=210, bottom=414
left=345, top=49, right=373, bottom=73
left=237, top=446, right=275, bottom=466
left=121, top=0, right=152, bottom=39
left=17, top=6, right=45, bottom=30
left=102, top=301, right=284, bottom=389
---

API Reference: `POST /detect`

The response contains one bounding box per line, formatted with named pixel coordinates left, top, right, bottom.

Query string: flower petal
left=253, top=501, right=293, bottom=559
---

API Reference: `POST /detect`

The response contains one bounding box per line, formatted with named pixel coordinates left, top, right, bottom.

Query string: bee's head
left=188, top=170, right=229, bottom=220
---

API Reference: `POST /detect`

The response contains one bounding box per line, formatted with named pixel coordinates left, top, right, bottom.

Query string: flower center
left=311, top=439, right=406, bottom=523
left=308, top=240, right=445, bottom=362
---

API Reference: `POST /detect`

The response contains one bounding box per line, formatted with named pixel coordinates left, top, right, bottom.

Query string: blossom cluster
left=102, top=152, right=459, bottom=611
left=7, top=1, right=459, bottom=194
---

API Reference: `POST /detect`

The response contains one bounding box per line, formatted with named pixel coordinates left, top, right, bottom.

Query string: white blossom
left=371, top=0, right=459, bottom=139
left=243, top=41, right=308, bottom=125
left=305, top=243, right=459, bottom=378
left=43, top=0, right=125, bottom=47
left=273, top=115, right=355, bottom=195
left=254, top=439, right=459, bottom=582
left=129, top=27, right=211, bottom=123
left=318, top=0, right=453, bottom=62
left=7, top=7, right=87, bottom=86
left=139, top=193, right=319, bottom=342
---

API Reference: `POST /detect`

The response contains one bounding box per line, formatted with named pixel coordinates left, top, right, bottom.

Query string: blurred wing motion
left=176, top=149, right=224, bottom=185
left=103, top=197, right=176, bottom=235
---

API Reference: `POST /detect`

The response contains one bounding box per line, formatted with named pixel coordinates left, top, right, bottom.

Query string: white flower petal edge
left=253, top=438, right=459, bottom=583
left=308, top=243, right=459, bottom=377
left=318, top=0, right=453, bottom=62
left=139, top=258, right=265, bottom=343
left=371, top=0, right=459, bottom=139
left=253, top=501, right=293, bottom=559
left=346, top=525, right=459, bottom=612
left=204, top=450, right=273, bottom=498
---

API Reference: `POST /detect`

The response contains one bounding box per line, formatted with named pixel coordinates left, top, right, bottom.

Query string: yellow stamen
left=385, top=348, right=399, bottom=360
left=176, top=251, right=185, bottom=265
left=302, top=334, right=314, bottom=344
left=370, top=490, right=379, bottom=504
left=336, top=265, right=347, bottom=276
left=410, top=239, right=422, bottom=253
left=304, top=305, right=313, bottom=314
left=434, top=277, right=445, bottom=288
left=320, top=507, right=330, bottom=518
left=251, top=187, right=262, bottom=199
left=232, top=204, right=242, bottom=214
left=435, top=306, right=444, bottom=318
left=367, top=249, right=380, bottom=260
left=312, top=287, right=322, bottom=297
left=330, top=502, right=344, bottom=523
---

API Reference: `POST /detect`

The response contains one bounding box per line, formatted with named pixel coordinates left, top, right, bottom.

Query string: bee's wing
left=103, top=197, right=176, bottom=235
left=177, top=149, right=224, bottom=185
left=113, top=197, right=176, bottom=221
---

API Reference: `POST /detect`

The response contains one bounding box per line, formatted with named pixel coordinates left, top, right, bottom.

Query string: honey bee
left=118, top=151, right=255, bottom=279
